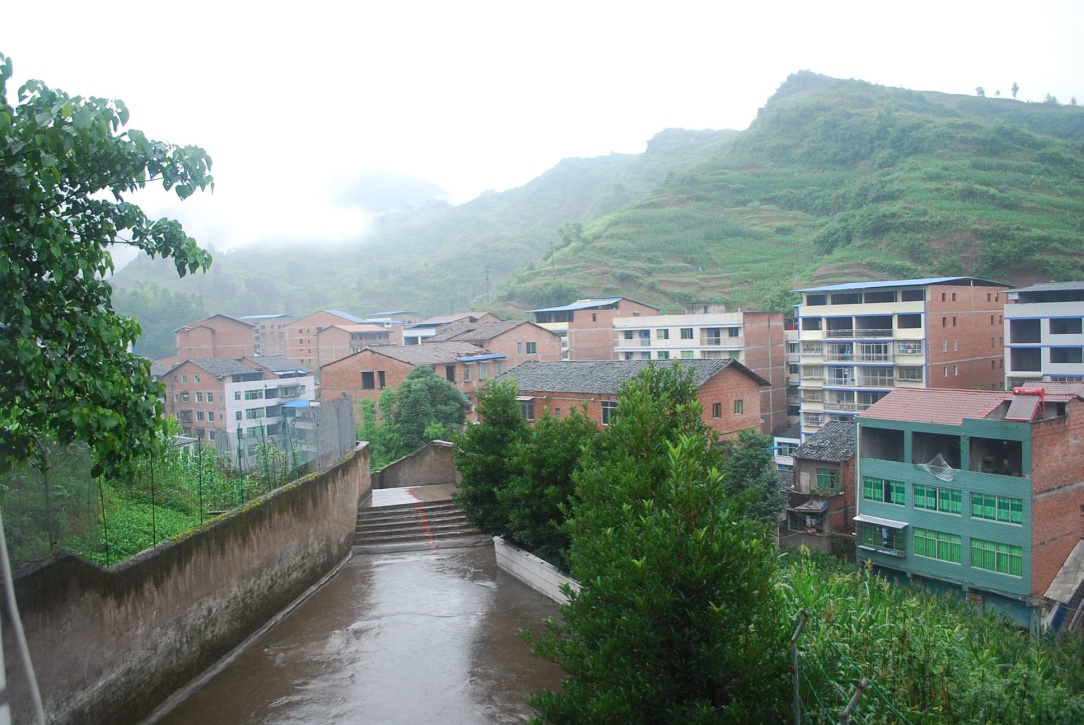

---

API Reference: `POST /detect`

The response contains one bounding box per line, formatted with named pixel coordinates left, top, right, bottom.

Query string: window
left=1050, top=318, right=1083, bottom=335
left=952, top=317, right=957, bottom=327
left=640, top=352, right=651, bottom=360
left=591, top=313, right=597, bottom=322
left=897, top=314, right=921, bottom=329
left=196, top=411, right=205, bottom=421
left=972, top=494, right=1023, bottom=524
left=803, top=412, right=823, bottom=427
left=462, top=364, right=472, bottom=383
left=712, top=402, right=722, bottom=418
left=733, top=400, right=743, bottom=414
left=657, top=329, right=669, bottom=340
left=952, top=292, right=957, bottom=302
left=902, top=289, right=925, bottom=302
left=624, top=352, right=634, bottom=360
left=477, top=362, right=489, bottom=380
left=445, top=365, right=456, bottom=383
left=657, top=351, right=670, bottom=360
left=806, top=294, right=827, bottom=306
left=525, top=341, right=537, bottom=354
left=245, top=408, right=264, bottom=419
left=802, top=342, right=823, bottom=354
left=914, top=484, right=962, bottom=515
left=519, top=399, right=535, bottom=422
left=859, top=523, right=905, bottom=554
left=680, top=328, right=693, bottom=340
left=943, top=366, right=949, bottom=378
left=196, top=392, right=204, bottom=402
left=897, top=366, right=923, bottom=381
left=194, top=375, right=201, bottom=383
left=234, top=391, right=241, bottom=401
left=802, top=365, right=824, bottom=380
left=207, top=393, right=213, bottom=403
left=235, top=411, right=242, bottom=421
left=208, top=412, right=214, bottom=421
left=953, top=340, right=958, bottom=351
left=942, top=317, right=947, bottom=328
left=862, top=476, right=906, bottom=505
left=681, top=351, right=694, bottom=359
left=181, top=391, right=189, bottom=402
left=971, top=539, right=1022, bottom=576
left=914, top=528, right=962, bottom=563
left=601, top=401, right=617, bottom=425
left=703, top=328, right=722, bottom=346
left=728, top=327, right=740, bottom=337
left=1051, top=348, right=1084, bottom=364
left=362, top=371, right=376, bottom=390
left=517, top=342, right=523, bottom=354
left=181, top=375, right=188, bottom=383
left=942, top=340, right=948, bottom=352
left=802, top=318, right=822, bottom=331
left=816, top=468, right=840, bottom=491
left=244, top=389, right=264, bottom=400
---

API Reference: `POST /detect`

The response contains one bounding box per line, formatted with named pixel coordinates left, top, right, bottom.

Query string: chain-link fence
left=0, top=397, right=357, bottom=567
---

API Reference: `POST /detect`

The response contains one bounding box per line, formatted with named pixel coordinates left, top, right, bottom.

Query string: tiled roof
left=150, top=361, right=171, bottom=378
left=862, top=385, right=1084, bottom=426
left=497, top=359, right=768, bottom=395
left=186, top=358, right=259, bottom=377
left=793, top=420, right=856, bottom=463
left=797, top=277, right=1009, bottom=292
left=779, top=470, right=794, bottom=491
left=1010, top=281, right=1084, bottom=294
left=173, top=313, right=254, bottom=333
left=324, top=324, right=390, bottom=334
left=774, top=422, right=802, bottom=439
left=366, top=341, right=483, bottom=365
left=426, top=320, right=529, bottom=342
left=245, top=356, right=313, bottom=374
left=415, top=312, right=486, bottom=326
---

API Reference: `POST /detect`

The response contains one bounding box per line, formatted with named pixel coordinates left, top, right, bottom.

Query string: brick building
left=531, top=297, right=658, bottom=360
left=286, top=310, right=366, bottom=367
left=174, top=314, right=256, bottom=361
left=612, top=310, right=788, bottom=434
left=316, top=324, right=394, bottom=367
left=780, top=420, right=857, bottom=553
left=159, top=356, right=314, bottom=445
left=795, top=277, right=1011, bottom=440
left=403, top=312, right=502, bottom=344
left=496, top=359, right=768, bottom=438
left=319, top=341, right=485, bottom=414
left=240, top=314, right=291, bottom=357
left=425, top=320, right=562, bottom=367
left=855, top=384, right=1084, bottom=632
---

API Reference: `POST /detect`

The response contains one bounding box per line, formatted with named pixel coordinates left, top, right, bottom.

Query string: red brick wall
left=162, top=361, right=231, bottom=439
left=287, top=312, right=355, bottom=367
left=697, top=368, right=764, bottom=438
left=741, top=311, right=787, bottom=433
left=483, top=325, right=563, bottom=367
left=316, top=328, right=355, bottom=368
left=926, top=284, right=1008, bottom=392
left=568, top=300, right=657, bottom=360
left=1029, top=399, right=1084, bottom=595
left=319, top=351, right=414, bottom=415
left=175, top=317, right=255, bottom=361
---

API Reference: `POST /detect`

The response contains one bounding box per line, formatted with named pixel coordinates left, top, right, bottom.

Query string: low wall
left=372, top=439, right=461, bottom=489
left=494, top=537, right=579, bottom=605
left=4, top=443, right=371, bottom=725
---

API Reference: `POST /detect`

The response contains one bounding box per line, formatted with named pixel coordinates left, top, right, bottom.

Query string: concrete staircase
left=354, top=500, right=489, bottom=553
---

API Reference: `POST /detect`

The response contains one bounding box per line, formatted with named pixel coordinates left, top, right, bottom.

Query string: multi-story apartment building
left=316, top=324, right=393, bottom=367
left=160, top=356, right=315, bottom=453
left=855, top=384, right=1084, bottom=633
left=612, top=310, right=788, bottom=434
left=795, top=277, right=1010, bottom=440
left=286, top=310, right=366, bottom=367
left=174, top=314, right=256, bottom=362
left=1004, top=281, right=1084, bottom=387
left=240, top=314, right=291, bottom=357
left=531, top=297, right=658, bottom=360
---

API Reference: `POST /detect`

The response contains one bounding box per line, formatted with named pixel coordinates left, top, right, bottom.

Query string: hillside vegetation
left=501, top=71, right=1084, bottom=312
left=113, top=72, right=1084, bottom=356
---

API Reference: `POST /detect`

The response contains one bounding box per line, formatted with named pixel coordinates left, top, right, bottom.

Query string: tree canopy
left=0, top=53, right=213, bottom=475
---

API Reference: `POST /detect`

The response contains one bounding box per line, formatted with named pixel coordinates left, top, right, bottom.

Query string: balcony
left=824, top=328, right=894, bottom=339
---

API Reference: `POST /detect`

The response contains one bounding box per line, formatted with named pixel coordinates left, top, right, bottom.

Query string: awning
left=515, top=396, right=535, bottom=402
left=282, top=399, right=311, bottom=408
left=853, top=514, right=908, bottom=529
left=790, top=499, right=830, bottom=513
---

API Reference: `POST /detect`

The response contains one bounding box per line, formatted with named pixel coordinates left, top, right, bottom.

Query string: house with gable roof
left=855, top=383, right=1084, bottom=632
left=530, top=297, right=658, bottom=361
left=403, top=312, right=502, bottom=344
left=780, top=420, right=857, bottom=552
left=174, top=314, right=256, bottom=362
left=495, top=359, right=768, bottom=438
left=424, top=320, right=562, bottom=369
left=286, top=310, right=367, bottom=367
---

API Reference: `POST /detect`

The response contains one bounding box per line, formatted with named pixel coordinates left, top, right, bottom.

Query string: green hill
left=500, top=71, right=1084, bottom=312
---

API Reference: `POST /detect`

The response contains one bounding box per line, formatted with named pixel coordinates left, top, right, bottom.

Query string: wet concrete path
left=151, top=511, right=563, bottom=723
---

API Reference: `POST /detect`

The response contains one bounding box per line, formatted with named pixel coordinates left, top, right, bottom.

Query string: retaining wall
left=494, top=537, right=579, bottom=605
left=3, top=443, right=370, bottom=725
left=372, top=439, right=461, bottom=489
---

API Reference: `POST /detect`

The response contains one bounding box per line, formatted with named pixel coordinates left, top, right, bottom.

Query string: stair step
left=353, top=497, right=481, bottom=547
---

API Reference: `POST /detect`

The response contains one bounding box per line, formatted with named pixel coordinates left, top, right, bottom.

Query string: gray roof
left=1010, top=281, right=1084, bottom=294
left=245, top=356, right=313, bottom=374
left=779, top=469, right=794, bottom=491
left=364, top=341, right=483, bottom=365
left=797, top=277, right=1009, bottom=293
left=497, top=359, right=769, bottom=395
left=184, top=358, right=259, bottom=377
left=774, top=422, right=802, bottom=440
left=426, top=320, right=536, bottom=343
left=150, top=361, right=171, bottom=378
left=793, top=420, right=856, bottom=463
left=324, top=309, right=366, bottom=323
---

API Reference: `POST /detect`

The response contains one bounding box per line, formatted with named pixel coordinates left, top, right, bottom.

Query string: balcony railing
left=824, top=328, right=894, bottom=339
left=823, top=401, right=872, bottom=412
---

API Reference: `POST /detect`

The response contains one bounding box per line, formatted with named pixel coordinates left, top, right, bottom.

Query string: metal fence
left=0, top=397, right=357, bottom=567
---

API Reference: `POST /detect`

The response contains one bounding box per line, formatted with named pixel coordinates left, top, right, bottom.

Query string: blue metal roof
left=460, top=353, right=507, bottom=362
left=324, top=309, right=365, bottom=323
left=282, top=399, right=311, bottom=408
left=530, top=297, right=623, bottom=313
left=797, top=277, right=1008, bottom=293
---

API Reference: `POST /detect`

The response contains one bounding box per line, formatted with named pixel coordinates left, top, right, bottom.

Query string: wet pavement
left=150, top=508, right=563, bottom=724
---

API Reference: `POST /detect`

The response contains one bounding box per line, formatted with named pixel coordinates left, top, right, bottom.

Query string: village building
left=240, top=314, right=291, bottom=357
left=779, top=420, right=857, bottom=553
left=1004, top=281, right=1084, bottom=388
left=173, top=314, right=256, bottom=362
left=425, top=320, right=562, bottom=368
left=530, top=297, right=658, bottom=360
left=285, top=310, right=367, bottom=367
left=402, top=312, right=502, bottom=344
left=316, top=324, right=394, bottom=367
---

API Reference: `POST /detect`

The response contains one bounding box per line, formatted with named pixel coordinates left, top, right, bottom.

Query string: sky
left=4, top=1, right=1083, bottom=255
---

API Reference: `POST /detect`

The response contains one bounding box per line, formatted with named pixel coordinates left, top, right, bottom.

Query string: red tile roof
left=861, top=385, right=1084, bottom=426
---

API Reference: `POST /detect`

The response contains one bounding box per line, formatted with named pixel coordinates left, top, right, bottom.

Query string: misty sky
left=4, top=1, right=1083, bottom=254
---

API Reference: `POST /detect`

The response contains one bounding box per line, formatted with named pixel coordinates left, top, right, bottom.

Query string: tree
left=113, top=282, right=208, bottom=360
left=527, top=365, right=790, bottom=722
left=1012, top=81, right=1020, bottom=99
left=498, top=405, right=598, bottom=570
left=0, top=53, right=213, bottom=476
left=452, top=380, right=528, bottom=536
left=976, top=86, right=986, bottom=97
left=717, top=427, right=786, bottom=526
left=379, top=365, right=468, bottom=458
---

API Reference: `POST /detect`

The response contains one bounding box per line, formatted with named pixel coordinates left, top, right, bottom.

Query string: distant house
left=403, top=312, right=502, bottom=344
left=319, top=341, right=487, bottom=414
left=240, top=314, right=291, bottom=357
left=286, top=310, right=366, bottom=367
left=531, top=297, right=658, bottom=361
left=316, top=324, right=394, bottom=367
left=496, top=359, right=768, bottom=438
left=856, top=384, right=1084, bottom=632
left=425, top=320, right=562, bottom=367
left=174, top=314, right=256, bottom=361
left=1004, top=281, right=1084, bottom=387
left=780, top=420, right=857, bottom=553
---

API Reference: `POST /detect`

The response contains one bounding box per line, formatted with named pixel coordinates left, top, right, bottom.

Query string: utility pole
left=484, top=267, right=491, bottom=305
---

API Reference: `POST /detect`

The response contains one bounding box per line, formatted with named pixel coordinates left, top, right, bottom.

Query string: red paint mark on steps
left=406, top=488, right=436, bottom=549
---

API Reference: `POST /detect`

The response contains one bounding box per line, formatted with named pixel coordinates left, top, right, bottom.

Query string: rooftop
left=793, top=420, right=856, bottom=462
left=245, top=356, right=313, bottom=375
left=497, top=359, right=768, bottom=395
left=860, top=385, right=1084, bottom=426
left=182, top=358, right=260, bottom=377
left=1009, top=281, right=1084, bottom=294
left=529, top=297, right=625, bottom=313
left=426, top=320, right=534, bottom=343
left=797, top=277, right=1009, bottom=293
left=358, top=341, right=483, bottom=365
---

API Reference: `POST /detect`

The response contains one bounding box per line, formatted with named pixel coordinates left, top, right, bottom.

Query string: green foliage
left=498, top=406, right=598, bottom=570
left=716, top=428, right=786, bottom=526
left=380, top=365, right=468, bottom=457
left=113, top=282, right=207, bottom=360
left=452, top=381, right=528, bottom=536
left=356, top=399, right=401, bottom=470
left=529, top=421, right=790, bottom=722
left=0, top=53, right=212, bottom=476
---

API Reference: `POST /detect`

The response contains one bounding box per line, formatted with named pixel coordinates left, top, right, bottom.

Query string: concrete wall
left=4, top=443, right=370, bottom=725
left=494, top=537, right=579, bottom=605
left=372, top=440, right=461, bottom=489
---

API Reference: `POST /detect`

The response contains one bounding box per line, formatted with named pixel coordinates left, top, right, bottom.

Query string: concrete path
left=149, top=544, right=562, bottom=724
